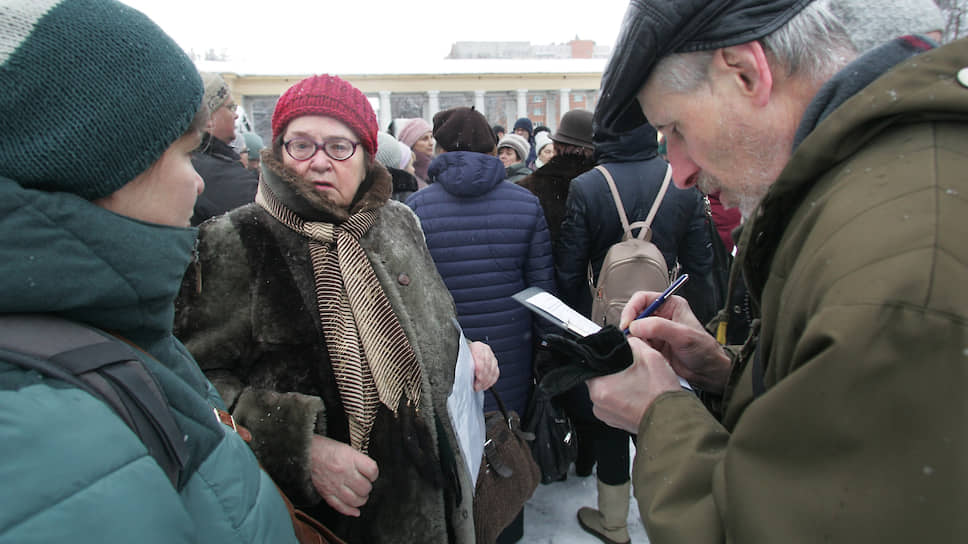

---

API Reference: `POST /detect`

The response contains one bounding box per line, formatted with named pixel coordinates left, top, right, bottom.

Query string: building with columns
left=202, top=56, right=607, bottom=148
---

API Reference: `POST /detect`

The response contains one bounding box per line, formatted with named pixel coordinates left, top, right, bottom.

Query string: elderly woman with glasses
left=174, top=74, right=498, bottom=544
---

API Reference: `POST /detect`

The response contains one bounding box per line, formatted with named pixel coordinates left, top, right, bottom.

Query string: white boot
left=577, top=479, right=631, bottom=544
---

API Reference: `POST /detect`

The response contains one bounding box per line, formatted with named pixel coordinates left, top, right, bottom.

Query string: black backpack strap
left=0, top=314, right=188, bottom=488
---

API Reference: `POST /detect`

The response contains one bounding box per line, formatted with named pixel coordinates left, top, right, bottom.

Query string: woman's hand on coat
left=309, top=434, right=379, bottom=517
left=469, top=341, right=499, bottom=391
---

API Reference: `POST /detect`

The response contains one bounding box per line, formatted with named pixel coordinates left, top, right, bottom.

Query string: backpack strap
left=587, top=164, right=674, bottom=288
left=596, top=165, right=633, bottom=240
left=596, top=164, right=673, bottom=241
left=0, top=314, right=188, bottom=488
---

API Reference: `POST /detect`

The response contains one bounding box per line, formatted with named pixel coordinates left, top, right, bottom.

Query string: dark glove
left=536, top=325, right=632, bottom=397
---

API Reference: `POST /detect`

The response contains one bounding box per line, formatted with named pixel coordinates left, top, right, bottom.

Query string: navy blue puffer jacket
left=407, top=152, right=555, bottom=414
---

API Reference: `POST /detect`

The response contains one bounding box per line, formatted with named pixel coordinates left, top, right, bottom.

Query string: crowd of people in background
left=2, top=0, right=965, bottom=543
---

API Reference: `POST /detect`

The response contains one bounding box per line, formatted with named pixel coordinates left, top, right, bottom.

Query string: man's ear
left=714, top=42, right=773, bottom=108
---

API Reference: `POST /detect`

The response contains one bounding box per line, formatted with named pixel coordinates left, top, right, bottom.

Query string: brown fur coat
left=175, top=155, right=474, bottom=543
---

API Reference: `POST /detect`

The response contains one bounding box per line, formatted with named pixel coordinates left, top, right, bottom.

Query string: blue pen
left=622, top=273, right=689, bottom=335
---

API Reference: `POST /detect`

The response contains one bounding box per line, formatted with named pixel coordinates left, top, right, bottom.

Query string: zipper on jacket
left=193, top=238, right=202, bottom=294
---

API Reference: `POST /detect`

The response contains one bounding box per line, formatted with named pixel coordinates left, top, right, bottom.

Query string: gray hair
left=652, top=0, right=857, bottom=94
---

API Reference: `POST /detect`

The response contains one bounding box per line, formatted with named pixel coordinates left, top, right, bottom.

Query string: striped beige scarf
left=256, top=182, right=422, bottom=453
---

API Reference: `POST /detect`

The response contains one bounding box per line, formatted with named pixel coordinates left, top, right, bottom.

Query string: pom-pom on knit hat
left=0, top=0, right=203, bottom=201
left=271, top=74, right=378, bottom=159
left=396, top=118, right=433, bottom=149
left=497, top=133, right=530, bottom=162
left=432, top=107, right=496, bottom=154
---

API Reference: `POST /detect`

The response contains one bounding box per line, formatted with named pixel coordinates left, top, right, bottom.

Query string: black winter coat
left=557, top=124, right=717, bottom=322
left=190, top=134, right=258, bottom=225
left=517, top=153, right=597, bottom=245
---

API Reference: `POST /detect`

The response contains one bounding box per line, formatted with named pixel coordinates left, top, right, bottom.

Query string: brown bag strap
left=214, top=409, right=346, bottom=544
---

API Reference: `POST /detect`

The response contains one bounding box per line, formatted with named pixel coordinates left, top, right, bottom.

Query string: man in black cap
left=586, top=1, right=968, bottom=542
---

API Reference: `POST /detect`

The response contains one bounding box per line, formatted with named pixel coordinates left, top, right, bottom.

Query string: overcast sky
left=119, top=0, right=630, bottom=70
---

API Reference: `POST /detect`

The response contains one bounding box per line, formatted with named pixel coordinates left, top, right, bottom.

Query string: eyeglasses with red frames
left=283, top=137, right=359, bottom=161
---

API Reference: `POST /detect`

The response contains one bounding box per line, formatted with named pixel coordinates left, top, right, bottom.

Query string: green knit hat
left=0, top=0, right=204, bottom=201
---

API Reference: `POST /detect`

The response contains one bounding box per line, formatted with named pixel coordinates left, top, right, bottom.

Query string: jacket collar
left=0, top=176, right=196, bottom=345
left=198, top=132, right=241, bottom=162
left=741, top=37, right=968, bottom=299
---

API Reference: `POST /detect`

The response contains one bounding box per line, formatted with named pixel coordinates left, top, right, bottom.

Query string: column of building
left=426, top=90, right=440, bottom=121
left=373, top=87, right=580, bottom=130
left=378, top=91, right=392, bottom=133
left=559, top=88, right=571, bottom=124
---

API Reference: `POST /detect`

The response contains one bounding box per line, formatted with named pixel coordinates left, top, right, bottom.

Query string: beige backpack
left=588, top=164, right=673, bottom=326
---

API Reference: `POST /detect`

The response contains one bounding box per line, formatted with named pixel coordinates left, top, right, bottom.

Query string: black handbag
left=524, top=384, right=578, bottom=484
left=473, top=388, right=540, bottom=544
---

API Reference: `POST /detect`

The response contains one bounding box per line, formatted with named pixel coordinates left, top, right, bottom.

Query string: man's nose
left=667, top=142, right=699, bottom=189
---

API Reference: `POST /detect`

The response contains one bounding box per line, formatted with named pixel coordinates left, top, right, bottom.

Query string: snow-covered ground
left=522, top=445, right=650, bottom=543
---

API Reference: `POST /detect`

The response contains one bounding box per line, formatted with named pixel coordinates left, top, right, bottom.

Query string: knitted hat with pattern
left=271, top=74, right=378, bottom=159
left=201, top=72, right=231, bottom=115
left=0, top=0, right=204, bottom=201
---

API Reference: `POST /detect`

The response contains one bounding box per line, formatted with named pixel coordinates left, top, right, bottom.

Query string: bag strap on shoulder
left=596, top=164, right=673, bottom=241
left=0, top=314, right=188, bottom=488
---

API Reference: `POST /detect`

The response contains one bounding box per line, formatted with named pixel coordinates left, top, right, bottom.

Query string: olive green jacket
left=633, top=39, right=968, bottom=542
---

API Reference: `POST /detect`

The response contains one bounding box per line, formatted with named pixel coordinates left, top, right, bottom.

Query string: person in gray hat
left=518, top=109, right=597, bottom=244
left=190, top=72, right=258, bottom=225
left=585, top=1, right=967, bottom=542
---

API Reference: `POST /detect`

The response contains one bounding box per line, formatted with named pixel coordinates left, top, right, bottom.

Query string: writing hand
left=621, top=291, right=731, bottom=392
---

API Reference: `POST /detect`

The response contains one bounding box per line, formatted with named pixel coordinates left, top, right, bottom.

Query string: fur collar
left=259, top=150, right=392, bottom=223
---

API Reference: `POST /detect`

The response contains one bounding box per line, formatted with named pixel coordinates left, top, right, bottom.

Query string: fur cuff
left=233, top=389, right=326, bottom=505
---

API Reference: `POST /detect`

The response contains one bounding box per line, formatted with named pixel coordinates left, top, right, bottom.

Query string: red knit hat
left=271, top=74, right=378, bottom=159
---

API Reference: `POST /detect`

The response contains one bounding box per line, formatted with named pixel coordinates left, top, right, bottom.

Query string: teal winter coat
left=0, top=177, right=297, bottom=543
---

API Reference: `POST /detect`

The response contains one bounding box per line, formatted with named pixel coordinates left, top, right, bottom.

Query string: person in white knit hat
left=533, top=131, right=556, bottom=169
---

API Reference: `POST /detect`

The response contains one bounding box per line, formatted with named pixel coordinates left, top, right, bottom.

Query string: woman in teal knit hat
left=0, top=1, right=297, bottom=542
